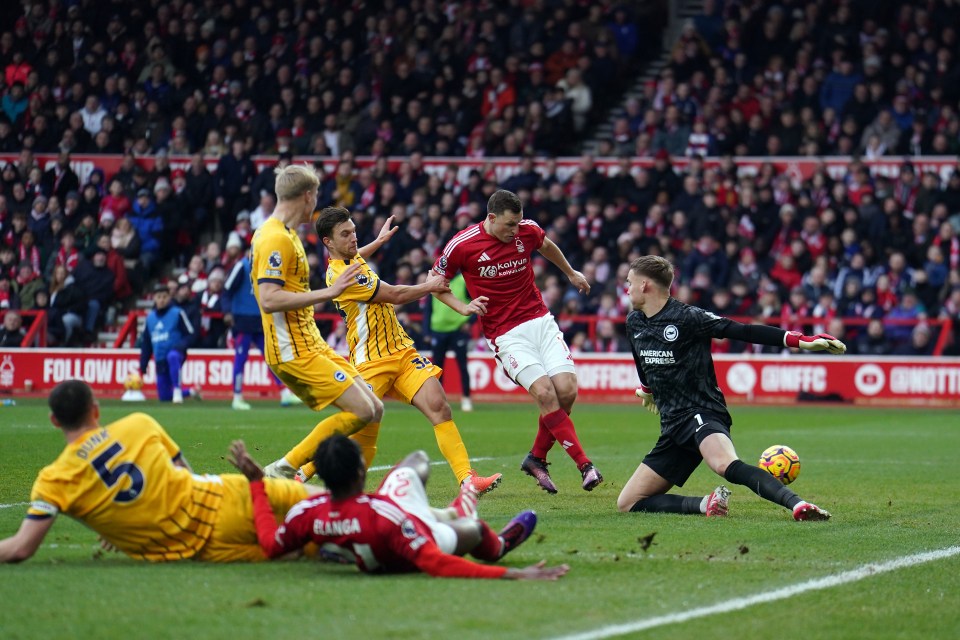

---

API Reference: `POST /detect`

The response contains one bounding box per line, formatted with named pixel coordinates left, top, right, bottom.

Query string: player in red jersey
left=431, top=189, right=603, bottom=493
left=227, top=435, right=568, bottom=580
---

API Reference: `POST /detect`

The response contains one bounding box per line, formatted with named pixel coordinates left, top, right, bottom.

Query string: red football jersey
left=273, top=492, right=436, bottom=573
left=249, top=484, right=507, bottom=578
left=433, top=220, right=547, bottom=339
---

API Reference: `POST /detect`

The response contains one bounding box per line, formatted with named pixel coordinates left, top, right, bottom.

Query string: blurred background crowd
left=0, top=0, right=958, bottom=357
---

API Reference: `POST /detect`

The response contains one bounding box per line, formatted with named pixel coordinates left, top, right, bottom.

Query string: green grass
left=1, top=400, right=959, bottom=640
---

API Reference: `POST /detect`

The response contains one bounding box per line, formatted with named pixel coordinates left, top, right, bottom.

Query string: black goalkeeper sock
left=724, top=459, right=801, bottom=510
left=629, top=495, right=703, bottom=514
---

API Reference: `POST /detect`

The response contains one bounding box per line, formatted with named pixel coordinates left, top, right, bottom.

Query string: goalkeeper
left=618, top=256, right=843, bottom=522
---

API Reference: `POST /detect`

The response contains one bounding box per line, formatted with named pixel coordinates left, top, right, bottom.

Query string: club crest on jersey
left=663, top=325, right=679, bottom=342
left=515, top=237, right=525, bottom=253
left=268, top=251, right=282, bottom=268
left=334, top=370, right=347, bottom=382
left=401, top=519, right=418, bottom=539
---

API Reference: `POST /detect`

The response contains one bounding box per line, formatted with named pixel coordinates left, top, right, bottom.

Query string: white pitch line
left=552, top=546, right=960, bottom=640
left=368, top=456, right=494, bottom=472
left=0, top=502, right=28, bottom=509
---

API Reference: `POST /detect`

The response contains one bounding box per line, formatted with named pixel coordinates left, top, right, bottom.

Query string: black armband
left=717, top=320, right=787, bottom=348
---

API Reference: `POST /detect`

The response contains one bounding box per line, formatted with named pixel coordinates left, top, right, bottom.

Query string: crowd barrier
left=2, top=153, right=959, bottom=187
left=2, top=348, right=958, bottom=407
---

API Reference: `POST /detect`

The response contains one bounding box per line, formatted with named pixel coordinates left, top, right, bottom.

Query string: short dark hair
left=487, top=189, right=522, bottom=216
left=630, top=255, right=675, bottom=291
left=48, top=380, right=95, bottom=430
left=313, top=434, right=363, bottom=494
left=314, top=206, right=351, bottom=241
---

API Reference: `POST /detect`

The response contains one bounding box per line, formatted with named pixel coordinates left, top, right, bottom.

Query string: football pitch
left=2, top=399, right=959, bottom=640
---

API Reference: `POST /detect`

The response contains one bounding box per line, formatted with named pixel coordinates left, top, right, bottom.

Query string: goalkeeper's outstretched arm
left=718, top=321, right=847, bottom=354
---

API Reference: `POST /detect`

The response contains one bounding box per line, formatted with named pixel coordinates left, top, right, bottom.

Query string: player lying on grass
left=0, top=380, right=320, bottom=564
left=618, top=256, right=840, bottom=521
left=290, top=207, right=501, bottom=495
left=228, top=435, right=569, bottom=580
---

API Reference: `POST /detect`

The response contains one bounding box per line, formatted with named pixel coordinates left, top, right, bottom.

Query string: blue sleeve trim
left=257, top=278, right=284, bottom=286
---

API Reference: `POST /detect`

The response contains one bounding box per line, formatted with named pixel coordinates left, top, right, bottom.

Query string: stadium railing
left=108, top=310, right=954, bottom=356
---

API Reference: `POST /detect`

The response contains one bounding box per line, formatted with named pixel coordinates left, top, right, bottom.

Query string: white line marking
left=0, top=502, right=28, bottom=509
left=552, top=546, right=960, bottom=640
left=368, top=457, right=494, bottom=472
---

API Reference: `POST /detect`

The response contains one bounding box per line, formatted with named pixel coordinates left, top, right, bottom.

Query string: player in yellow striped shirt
left=294, top=207, right=501, bottom=495
left=0, top=380, right=318, bottom=563
left=251, top=164, right=384, bottom=479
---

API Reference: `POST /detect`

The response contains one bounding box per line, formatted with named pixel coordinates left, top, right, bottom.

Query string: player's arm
left=716, top=320, right=846, bottom=354
left=537, top=237, right=590, bottom=294
left=630, top=345, right=659, bottom=415
left=258, top=262, right=362, bottom=313
left=0, top=517, right=56, bottom=563
left=431, top=288, right=489, bottom=317
left=371, top=272, right=450, bottom=305
left=412, top=543, right=569, bottom=580
left=357, top=215, right=399, bottom=260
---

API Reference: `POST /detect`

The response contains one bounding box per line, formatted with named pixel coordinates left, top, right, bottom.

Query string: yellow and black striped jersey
left=251, top=216, right=327, bottom=364
left=326, top=256, right=415, bottom=366
left=27, top=413, right=223, bottom=562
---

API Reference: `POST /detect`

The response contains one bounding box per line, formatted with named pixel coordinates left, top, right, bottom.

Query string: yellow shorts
left=271, top=343, right=360, bottom=411
left=196, top=474, right=310, bottom=563
left=358, top=346, right=441, bottom=404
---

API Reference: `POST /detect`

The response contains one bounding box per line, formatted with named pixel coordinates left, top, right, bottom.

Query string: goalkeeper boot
left=793, top=501, right=832, bottom=521
left=521, top=454, right=558, bottom=494
left=705, top=485, right=732, bottom=517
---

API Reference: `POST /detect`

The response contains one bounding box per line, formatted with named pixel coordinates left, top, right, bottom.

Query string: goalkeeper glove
left=634, top=382, right=660, bottom=415
left=784, top=331, right=847, bottom=354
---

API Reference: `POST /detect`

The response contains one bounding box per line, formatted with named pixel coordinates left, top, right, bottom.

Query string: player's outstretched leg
left=723, top=459, right=830, bottom=521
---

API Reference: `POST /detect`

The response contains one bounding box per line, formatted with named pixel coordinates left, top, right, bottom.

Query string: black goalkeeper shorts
left=641, top=412, right=732, bottom=487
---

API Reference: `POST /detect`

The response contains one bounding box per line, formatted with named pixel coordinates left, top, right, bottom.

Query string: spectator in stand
left=127, top=187, right=163, bottom=277
left=46, top=264, right=84, bottom=347
left=73, top=248, right=115, bottom=338
left=215, top=139, right=256, bottom=233
left=892, top=324, right=935, bottom=356
left=0, top=309, right=24, bottom=347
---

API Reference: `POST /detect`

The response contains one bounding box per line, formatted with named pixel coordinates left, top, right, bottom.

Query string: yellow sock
left=297, top=423, right=380, bottom=482
left=433, top=420, right=471, bottom=483
left=351, top=422, right=381, bottom=468
left=285, top=412, right=366, bottom=468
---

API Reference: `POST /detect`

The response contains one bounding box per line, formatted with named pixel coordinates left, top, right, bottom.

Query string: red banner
left=3, top=154, right=958, bottom=190
left=2, top=349, right=958, bottom=406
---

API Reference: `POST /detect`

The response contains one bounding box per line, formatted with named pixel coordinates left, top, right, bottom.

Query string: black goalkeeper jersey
left=626, top=298, right=733, bottom=434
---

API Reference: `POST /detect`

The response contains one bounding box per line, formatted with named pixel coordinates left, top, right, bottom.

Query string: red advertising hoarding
left=2, top=349, right=958, bottom=407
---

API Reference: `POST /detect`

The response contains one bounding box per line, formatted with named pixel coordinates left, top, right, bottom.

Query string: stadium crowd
left=0, top=1, right=958, bottom=357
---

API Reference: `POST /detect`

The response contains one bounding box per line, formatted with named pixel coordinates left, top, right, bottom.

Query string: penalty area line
left=551, top=545, right=960, bottom=640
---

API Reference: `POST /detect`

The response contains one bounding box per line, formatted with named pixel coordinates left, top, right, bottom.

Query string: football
left=124, top=372, right=144, bottom=391
left=759, top=445, right=801, bottom=485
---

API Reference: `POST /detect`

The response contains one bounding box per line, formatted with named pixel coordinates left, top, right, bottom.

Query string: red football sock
left=530, top=416, right=556, bottom=459
left=542, top=408, right=589, bottom=467
left=469, top=521, right=504, bottom=561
